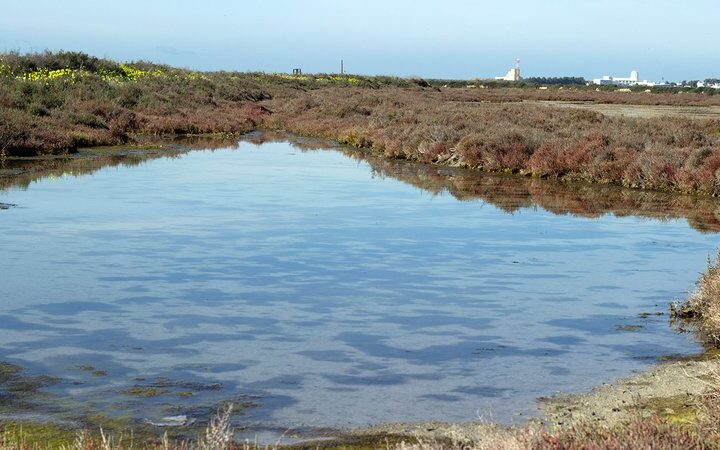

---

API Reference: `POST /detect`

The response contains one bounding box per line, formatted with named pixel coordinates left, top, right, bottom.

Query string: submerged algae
left=77, top=365, right=108, bottom=377
left=0, top=361, right=60, bottom=412
left=122, top=386, right=169, bottom=398
left=0, top=421, right=77, bottom=449
left=0, top=362, right=22, bottom=378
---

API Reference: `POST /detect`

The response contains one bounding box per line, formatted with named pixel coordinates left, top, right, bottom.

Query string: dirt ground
left=349, top=357, right=718, bottom=447
left=529, top=100, right=720, bottom=120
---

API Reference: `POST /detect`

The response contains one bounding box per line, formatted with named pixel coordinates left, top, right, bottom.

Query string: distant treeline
left=522, top=77, right=587, bottom=85
left=424, top=77, right=586, bottom=88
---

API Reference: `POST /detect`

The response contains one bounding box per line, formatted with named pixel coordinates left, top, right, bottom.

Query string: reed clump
left=265, top=87, right=720, bottom=196
left=672, top=251, right=720, bottom=344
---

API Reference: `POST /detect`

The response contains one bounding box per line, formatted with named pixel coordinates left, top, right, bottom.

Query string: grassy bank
left=264, top=87, right=720, bottom=196
left=7, top=131, right=720, bottom=234
left=673, top=251, right=720, bottom=345
left=3, top=52, right=720, bottom=197
left=2, top=393, right=720, bottom=449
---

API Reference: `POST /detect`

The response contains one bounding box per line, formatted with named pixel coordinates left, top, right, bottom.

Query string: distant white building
left=496, top=59, right=521, bottom=82
left=592, top=70, right=666, bottom=87
left=697, top=81, right=720, bottom=89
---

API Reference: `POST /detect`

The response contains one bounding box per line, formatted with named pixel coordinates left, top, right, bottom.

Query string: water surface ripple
left=1, top=134, right=718, bottom=435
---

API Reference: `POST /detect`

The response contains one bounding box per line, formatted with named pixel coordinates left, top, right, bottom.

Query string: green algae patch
left=77, top=365, right=108, bottom=377
left=658, top=348, right=720, bottom=363
left=122, top=386, right=169, bottom=398
left=643, top=395, right=698, bottom=425
left=149, top=377, right=222, bottom=391
left=615, top=324, right=644, bottom=332
left=6, top=375, right=60, bottom=394
left=82, top=413, right=168, bottom=444
left=0, top=362, right=22, bottom=375
left=285, top=433, right=414, bottom=450
left=0, top=362, right=23, bottom=387
left=638, top=311, right=665, bottom=319
left=0, top=362, right=61, bottom=416
left=0, top=416, right=160, bottom=450
left=82, top=413, right=135, bottom=432
left=0, top=421, right=77, bottom=449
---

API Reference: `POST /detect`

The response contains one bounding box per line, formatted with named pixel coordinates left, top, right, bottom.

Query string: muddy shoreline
left=350, top=356, right=717, bottom=442
left=1, top=135, right=719, bottom=448
left=4, top=355, right=713, bottom=448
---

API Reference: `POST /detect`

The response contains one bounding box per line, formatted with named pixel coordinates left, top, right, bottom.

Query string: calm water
left=1, top=135, right=718, bottom=437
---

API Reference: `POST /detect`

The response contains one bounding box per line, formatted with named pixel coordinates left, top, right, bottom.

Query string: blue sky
left=1, top=0, right=718, bottom=81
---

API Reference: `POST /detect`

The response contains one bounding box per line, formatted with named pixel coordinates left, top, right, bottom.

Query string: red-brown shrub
left=447, top=131, right=533, bottom=171
left=622, top=145, right=693, bottom=190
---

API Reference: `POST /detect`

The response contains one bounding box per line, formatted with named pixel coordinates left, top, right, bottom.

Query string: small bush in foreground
left=671, top=250, right=720, bottom=344
left=527, top=420, right=709, bottom=450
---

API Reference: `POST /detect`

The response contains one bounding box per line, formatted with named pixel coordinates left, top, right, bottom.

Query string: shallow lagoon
left=1, top=134, right=719, bottom=438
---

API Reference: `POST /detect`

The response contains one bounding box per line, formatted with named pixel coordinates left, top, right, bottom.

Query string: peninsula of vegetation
left=3, top=51, right=720, bottom=197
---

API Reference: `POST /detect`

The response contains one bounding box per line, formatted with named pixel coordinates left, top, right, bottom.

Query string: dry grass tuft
left=199, top=404, right=234, bottom=450
left=389, top=417, right=715, bottom=449
left=386, top=361, right=720, bottom=449
left=696, top=364, right=720, bottom=443
left=526, top=419, right=708, bottom=450
left=671, top=250, right=720, bottom=344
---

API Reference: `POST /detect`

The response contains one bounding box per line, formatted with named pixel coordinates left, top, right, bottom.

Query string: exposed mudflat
left=347, top=357, right=718, bottom=448
left=350, top=421, right=521, bottom=449
left=529, top=100, right=720, bottom=120
left=539, top=357, right=717, bottom=427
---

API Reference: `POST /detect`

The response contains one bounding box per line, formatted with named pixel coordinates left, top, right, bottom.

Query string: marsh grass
left=387, top=418, right=715, bottom=449
left=0, top=404, right=281, bottom=450
left=5, top=397, right=719, bottom=450
left=672, top=251, right=720, bottom=344
left=4, top=51, right=720, bottom=196
left=266, top=87, right=720, bottom=196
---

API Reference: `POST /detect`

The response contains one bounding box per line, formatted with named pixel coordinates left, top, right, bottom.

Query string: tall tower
left=515, top=58, right=521, bottom=80
left=496, top=59, right=522, bottom=82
